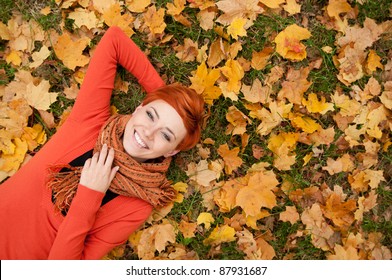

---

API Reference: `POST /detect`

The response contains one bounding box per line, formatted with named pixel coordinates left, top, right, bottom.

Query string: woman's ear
left=164, top=150, right=180, bottom=157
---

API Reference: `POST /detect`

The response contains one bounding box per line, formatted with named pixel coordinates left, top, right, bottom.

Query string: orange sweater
left=0, top=26, right=165, bottom=259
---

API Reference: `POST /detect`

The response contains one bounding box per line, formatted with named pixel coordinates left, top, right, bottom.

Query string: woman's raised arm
left=69, top=26, right=165, bottom=124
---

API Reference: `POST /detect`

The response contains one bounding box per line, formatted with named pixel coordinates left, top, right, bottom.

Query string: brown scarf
left=47, top=114, right=176, bottom=213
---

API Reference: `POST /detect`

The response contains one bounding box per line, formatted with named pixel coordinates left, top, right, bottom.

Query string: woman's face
left=123, top=99, right=187, bottom=162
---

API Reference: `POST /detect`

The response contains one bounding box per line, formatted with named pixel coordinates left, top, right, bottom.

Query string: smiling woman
left=0, top=26, right=204, bottom=260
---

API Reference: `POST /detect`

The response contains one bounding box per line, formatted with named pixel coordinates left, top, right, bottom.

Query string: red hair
left=142, top=84, right=205, bottom=151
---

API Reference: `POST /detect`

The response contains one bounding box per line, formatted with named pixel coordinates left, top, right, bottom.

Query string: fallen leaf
left=274, top=24, right=311, bottom=61
left=203, top=224, right=236, bottom=245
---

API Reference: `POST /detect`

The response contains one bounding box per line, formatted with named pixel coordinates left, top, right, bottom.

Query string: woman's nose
left=144, top=126, right=155, bottom=139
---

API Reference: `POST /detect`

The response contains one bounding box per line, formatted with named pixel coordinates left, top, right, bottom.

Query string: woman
left=0, top=26, right=204, bottom=259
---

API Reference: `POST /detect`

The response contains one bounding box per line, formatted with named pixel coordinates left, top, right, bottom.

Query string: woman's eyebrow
left=151, top=106, right=177, bottom=140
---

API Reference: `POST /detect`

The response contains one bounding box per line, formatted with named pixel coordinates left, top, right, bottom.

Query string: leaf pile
left=1, top=0, right=392, bottom=260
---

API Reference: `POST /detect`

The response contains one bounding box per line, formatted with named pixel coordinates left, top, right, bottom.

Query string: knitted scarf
left=47, top=114, right=176, bottom=213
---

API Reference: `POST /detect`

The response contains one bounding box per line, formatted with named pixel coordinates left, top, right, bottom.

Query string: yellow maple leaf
left=126, top=0, right=151, bottom=13
left=143, top=6, right=166, bottom=35
left=203, top=224, right=236, bottom=245
left=189, top=62, right=221, bottom=105
left=68, top=8, right=102, bottom=30
left=268, top=132, right=298, bottom=170
left=6, top=50, right=22, bottom=66
left=102, top=3, right=134, bottom=37
left=302, top=93, right=334, bottom=114
left=220, top=59, right=244, bottom=100
left=24, top=80, right=59, bottom=111
left=227, top=18, right=247, bottom=40
left=30, top=45, right=51, bottom=69
left=217, top=143, right=243, bottom=175
left=366, top=49, right=384, bottom=73
left=290, top=113, right=321, bottom=133
left=252, top=101, right=292, bottom=136
left=22, top=124, right=47, bottom=151
left=327, top=0, right=352, bottom=20
left=260, top=0, right=285, bottom=9
left=274, top=24, right=311, bottom=61
left=53, top=32, right=90, bottom=70
left=332, top=91, right=361, bottom=117
left=0, top=138, right=28, bottom=173
left=283, top=0, right=301, bottom=15
left=197, top=212, right=215, bottom=229
left=251, top=47, right=273, bottom=71
left=236, top=171, right=278, bottom=216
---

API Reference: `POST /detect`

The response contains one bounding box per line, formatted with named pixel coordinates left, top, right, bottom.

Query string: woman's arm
left=47, top=185, right=152, bottom=259
left=69, top=26, right=165, bottom=123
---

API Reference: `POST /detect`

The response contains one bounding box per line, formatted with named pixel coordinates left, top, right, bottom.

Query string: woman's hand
left=80, top=144, right=119, bottom=193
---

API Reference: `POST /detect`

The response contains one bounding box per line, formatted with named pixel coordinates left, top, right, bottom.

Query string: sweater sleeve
left=69, top=26, right=165, bottom=123
left=48, top=185, right=152, bottom=260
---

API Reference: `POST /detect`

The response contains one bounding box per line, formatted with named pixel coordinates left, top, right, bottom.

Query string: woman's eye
left=146, top=111, right=154, bottom=120
left=162, top=132, right=171, bottom=142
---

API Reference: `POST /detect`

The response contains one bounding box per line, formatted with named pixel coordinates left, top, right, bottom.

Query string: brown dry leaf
left=137, top=222, right=177, bottom=259
left=327, top=244, right=360, bottom=260
left=178, top=220, right=197, bottom=238
left=217, top=144, right=243, bottom=175
left=186, top=159, right=218, bottom=187
left=380, top=81, right=392, bottom=110
left=214, top=178, right=245, bottom=213
left=279, top=206, right=300, bottom=224
left=225, top=105, right=251, bottom=135
left=301, top=203, right=335, bottom=251
left=215, top=0, right=264, bottom=26
left=241, top=79, right=271, bottom=104
left=174, top=38, right=199, bottom=62
left=322, top=154, right=355, bottom=175
left=278, top=66, right=312, bottom=104
left=53, top=32, right=90, bottom=71
left=197, top=9, right=216, bottom=31
left=332, top=90, right=361, bottom=117
left=0, top=98, right=32, bottom=138
left=322, top=193, right=356, bottom=230
left=274, top=24, right=311, bottom=61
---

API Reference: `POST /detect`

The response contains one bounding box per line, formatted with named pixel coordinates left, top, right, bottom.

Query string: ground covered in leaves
left=1, top=0, right=392, bottom=260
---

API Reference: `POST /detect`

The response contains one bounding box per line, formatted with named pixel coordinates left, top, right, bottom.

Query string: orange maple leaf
left=217, top=143, right=243, bottom=175
left=274, top=24, right=311, bottom=61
